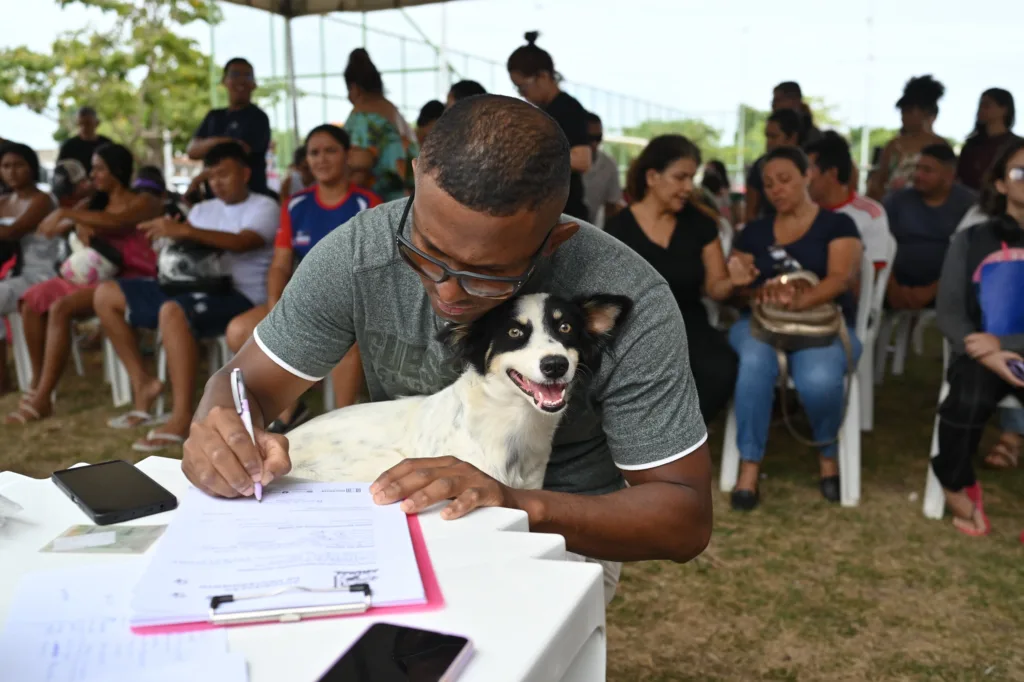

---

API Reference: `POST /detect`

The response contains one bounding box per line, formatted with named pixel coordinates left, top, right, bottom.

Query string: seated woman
left=6, top=144, right=162, bottom=424
left=0, top=143, right=59, bottom=394
left=727, top=146, right=864, bottom=510
left=933, top=138, right=1024, bottom=537
left=744, top=109, right=802, bottom=223
left=226, top=124, right=380, bottom=431
left=605, top=135, right=741, bottom=423
left=342, top=49, right=417, bottom=202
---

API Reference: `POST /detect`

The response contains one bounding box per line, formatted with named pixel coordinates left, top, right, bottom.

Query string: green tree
left=848, top=127, right=900, bottom=161
left=622, top=118, right=724, bottom=157
left=0, top=0, right=221, bottom=167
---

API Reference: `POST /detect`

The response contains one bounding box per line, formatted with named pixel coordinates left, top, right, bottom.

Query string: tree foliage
left=0, top=0, right=221, bottom=166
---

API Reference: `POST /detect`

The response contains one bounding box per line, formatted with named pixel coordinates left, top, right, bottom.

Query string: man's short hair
left=76, top=106, right=98, bottom=119
left=204, top=141, right=250, bottom=168
left=417, top=100, right=445, bottom=128
left=804, top=131, right=853, bottom=184
left=775, top=81, right=803, bottom=99
left=448, top=80, right=486, bottom=102
left=223, top=57, right=253, bottom=77
left=920, top=143, right=956, bottom=165
left=418, top=94, right=570, bottom=217
left=585, top=112, right=602, bottom=126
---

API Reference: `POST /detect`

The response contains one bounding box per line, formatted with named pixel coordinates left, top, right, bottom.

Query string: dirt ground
left=1, top=332, right=1022, bottom=682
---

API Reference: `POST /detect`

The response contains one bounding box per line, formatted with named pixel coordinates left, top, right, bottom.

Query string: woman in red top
left=7, top=144, right=162, bottom=424
left=226, top=124, right=380, bottom=432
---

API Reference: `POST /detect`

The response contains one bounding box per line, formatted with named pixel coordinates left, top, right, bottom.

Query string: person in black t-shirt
left=187, top=58, right=272, bottom=196
left=507, top=32, right=591, bottom=222
left=744, top=109, right=801, bottom=223
left=606, top=135, right=744, bottom=424
left=57, top=106, right=113, bottom=174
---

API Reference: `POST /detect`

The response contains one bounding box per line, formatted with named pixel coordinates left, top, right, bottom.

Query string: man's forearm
left=511, top=481, right=712, bottom=564
left=184, top=225, right=260, bottom=252
left=195, top=370, right=267, bottom=429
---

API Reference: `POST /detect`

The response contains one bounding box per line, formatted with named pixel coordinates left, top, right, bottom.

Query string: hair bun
left=524, top=31, right=540, bottom=45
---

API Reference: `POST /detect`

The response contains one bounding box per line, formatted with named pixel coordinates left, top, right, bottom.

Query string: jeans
left=999, top=407, right=1024, bottom=435
left=728, top=316, right=863, bottom=463
left=935, top=354, right=1024, bottom=490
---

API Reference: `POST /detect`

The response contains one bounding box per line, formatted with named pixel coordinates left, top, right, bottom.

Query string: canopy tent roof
left=220, top=0, right=455, bottom=18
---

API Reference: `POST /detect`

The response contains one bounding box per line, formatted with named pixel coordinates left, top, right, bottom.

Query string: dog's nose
left=539, top=355, right=569, bottom=379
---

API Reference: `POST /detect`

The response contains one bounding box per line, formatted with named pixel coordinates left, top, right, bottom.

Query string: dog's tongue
left=525, top=379, right=564, bottom=403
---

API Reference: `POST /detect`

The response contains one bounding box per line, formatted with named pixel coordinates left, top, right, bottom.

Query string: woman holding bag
left=6, top=144, right=162, bottom=424
left=726, top=145, right=863, bottom=511
left=933, top=138, right=1024, bottom=538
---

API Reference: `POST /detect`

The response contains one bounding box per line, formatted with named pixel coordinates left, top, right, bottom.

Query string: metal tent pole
left=284, top=15, right=300, bottom=144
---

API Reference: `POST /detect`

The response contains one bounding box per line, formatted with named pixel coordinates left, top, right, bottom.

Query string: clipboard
left=131, top=514, right=444, bottom=635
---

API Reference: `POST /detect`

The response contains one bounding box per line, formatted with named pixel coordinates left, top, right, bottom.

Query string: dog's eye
left=508, top=327, right=523, bottom=338
left=558, top=322, right=572, bottom=334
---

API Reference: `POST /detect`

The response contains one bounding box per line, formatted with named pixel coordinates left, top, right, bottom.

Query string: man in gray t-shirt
left=182, top=95, right=712, bottom=601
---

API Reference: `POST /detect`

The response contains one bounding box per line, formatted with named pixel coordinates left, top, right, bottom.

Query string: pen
left=230, top=368, right=262, bottom=502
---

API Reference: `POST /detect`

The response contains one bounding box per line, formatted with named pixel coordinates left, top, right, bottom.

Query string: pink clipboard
left=131, top=514, right=443, bottom=635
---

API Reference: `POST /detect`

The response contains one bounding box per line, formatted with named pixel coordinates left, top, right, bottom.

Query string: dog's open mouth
left=507, top=369, right=568, bottom=412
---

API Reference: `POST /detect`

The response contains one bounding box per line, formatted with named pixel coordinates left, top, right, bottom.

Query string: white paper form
left=0, top=564, right=235, bottom=682
left=130, top=481, right=425, bottom=627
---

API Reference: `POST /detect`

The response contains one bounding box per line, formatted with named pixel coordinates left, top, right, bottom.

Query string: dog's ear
left=576, top=294, right=634, bottom=344
left=436, top=320, right=489, bottom=375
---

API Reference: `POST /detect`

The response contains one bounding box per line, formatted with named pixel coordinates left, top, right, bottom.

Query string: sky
left=3, top=0, right=1024, bottom=152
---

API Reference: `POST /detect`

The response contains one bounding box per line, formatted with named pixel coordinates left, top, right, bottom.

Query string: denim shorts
left=118, top=278, right=253, bottom=339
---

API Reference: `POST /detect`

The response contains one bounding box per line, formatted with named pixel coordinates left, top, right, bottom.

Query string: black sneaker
left=819, top=475, right=841, bottom=503
left=730, top=488, right=760, bottom=511
left=266, top=401, right=311, bottom=435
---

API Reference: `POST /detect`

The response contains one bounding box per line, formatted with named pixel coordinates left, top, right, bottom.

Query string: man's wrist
left=506, top=487, right=549, bottom=529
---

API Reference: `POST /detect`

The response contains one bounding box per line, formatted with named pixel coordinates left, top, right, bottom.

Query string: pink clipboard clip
left=131, top=514, right=444, bottom=635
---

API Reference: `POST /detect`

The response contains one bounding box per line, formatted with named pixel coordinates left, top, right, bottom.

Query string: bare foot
left=945, top=488, right=989, bottom=536
left=131, top=376, right=165, bottom=414
left=952, top=507, right=988, bottom=535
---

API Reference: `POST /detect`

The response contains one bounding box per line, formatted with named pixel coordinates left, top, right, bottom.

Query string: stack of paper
left=0, top=564, right=247, bottom=682
left=130, top=481, right=426, bottom=628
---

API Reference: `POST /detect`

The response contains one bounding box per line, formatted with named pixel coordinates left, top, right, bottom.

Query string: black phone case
left=50, top=461, right=178, bottom=526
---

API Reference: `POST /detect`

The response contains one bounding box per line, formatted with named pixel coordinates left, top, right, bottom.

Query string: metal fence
left=210, top=10, right=738, bottom=173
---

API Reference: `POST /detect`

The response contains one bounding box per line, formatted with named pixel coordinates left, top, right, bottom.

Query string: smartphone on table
left=317, top=622, right=473, bottom=682
left=51, top=460, right=178, bottom=526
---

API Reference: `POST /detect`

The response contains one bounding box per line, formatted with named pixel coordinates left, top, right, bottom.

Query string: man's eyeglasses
left=394, top=197, right=550, bottom=299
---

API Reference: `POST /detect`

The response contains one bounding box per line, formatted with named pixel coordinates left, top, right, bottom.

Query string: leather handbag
left=749, top=271, right=855, bottom=447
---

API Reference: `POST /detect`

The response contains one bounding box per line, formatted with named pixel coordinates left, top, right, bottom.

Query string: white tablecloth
left=0, top=456, right=606, bottom=681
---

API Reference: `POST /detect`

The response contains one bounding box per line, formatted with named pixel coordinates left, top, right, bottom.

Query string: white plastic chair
left=858, top=234, right=897, bottom=432
left=719, top=255, right=875, bottom=507
left=922, top=341, right=1022, bottom=519
left=874, top=309, right=937, bottom=383
left=153, top=335, right=233, bottom=417
left=6, top=311, right=88, bottom=402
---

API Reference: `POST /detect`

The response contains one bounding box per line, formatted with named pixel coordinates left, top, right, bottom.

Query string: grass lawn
left=2, top=331, right=1022, bottom=681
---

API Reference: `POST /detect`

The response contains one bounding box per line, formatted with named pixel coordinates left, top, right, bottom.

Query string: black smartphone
left=317, top=623, right=473, bottom=682
left=51, top=460, right=178, bottom=526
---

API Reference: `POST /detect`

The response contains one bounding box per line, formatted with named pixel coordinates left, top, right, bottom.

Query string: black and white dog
left=287, top=293, right=633, bottom=489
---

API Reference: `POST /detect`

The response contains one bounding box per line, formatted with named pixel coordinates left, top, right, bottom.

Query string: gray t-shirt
left=255, top=199, right=707, bottom=496
left=582, top=150, right=622, bottom=229
left=884, top=184, right=977, bottom=287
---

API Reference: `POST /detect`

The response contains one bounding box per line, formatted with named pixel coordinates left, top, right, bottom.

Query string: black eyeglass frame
left=394, top=197, right=552, bottom=300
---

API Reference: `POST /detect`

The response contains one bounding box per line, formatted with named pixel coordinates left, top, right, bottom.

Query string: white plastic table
left=0, top=456, right=606, bottom=682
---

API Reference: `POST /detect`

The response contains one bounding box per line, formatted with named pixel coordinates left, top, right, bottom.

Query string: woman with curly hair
left=868, top=75, right=947, bottom=200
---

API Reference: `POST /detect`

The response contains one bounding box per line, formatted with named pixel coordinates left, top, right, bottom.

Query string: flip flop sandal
left=982, top=435, right=1019, bottom=469
left=132, top=429, right=185, bottom=453
left=953, top=505, right=991, bottom=537
left=107, top=410, right=159, bottom=429
left=5, top=403, right=42, bottom=425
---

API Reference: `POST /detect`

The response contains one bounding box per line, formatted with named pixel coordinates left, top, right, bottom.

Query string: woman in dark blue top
left=727, top=146, right=863, bottom=510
